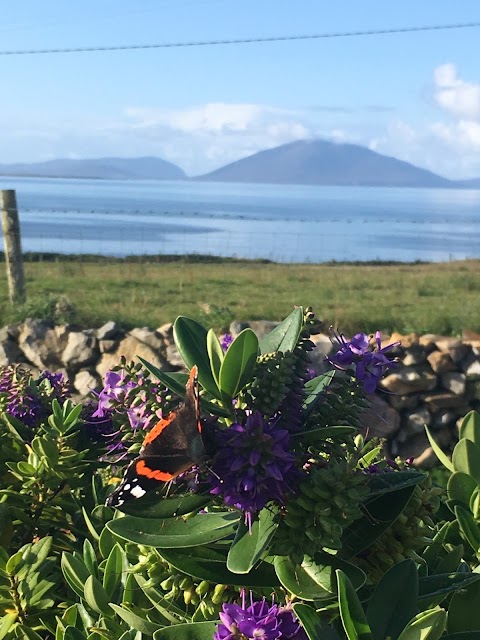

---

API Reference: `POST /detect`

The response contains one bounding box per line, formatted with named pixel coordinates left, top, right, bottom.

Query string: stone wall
left=0, top=318, right=479, bottom=466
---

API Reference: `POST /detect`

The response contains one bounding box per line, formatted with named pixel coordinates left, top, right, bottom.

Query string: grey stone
left=432, top=410, right=457, bottom=430
left=165, top=343, right=185, bottom=369
left=18, top=319, right=67, bottom=369
left=380, top=368, right=437, bottom=395
left=156, top=322, right=174, bottom=344
left=62, top=331, right=99, bottom=371
left=405, top=407, right=431, bottom=434
left=423, top=392, right=469, bottom=412
left=129, top=327, right=164, bottom=353
left=74, top=370, right=101, bottom=397
left=440, top=372, right=466, bottom=396
left=388, top=394, right=419, bottom=411
left=99, top=339, right=118, bottom=354
left=359, top=394, right=400, bottom=438
left=308, top=334, right=335, bottom=374
left=403, top=345, right=427, bottom=366
left=97, top=335, right=170, bottom=379
left=0, top=339, right=25, bottom=366
left=96, top=321, right=124, bottom=341
left=396, top=433, right=438, bottom=468
left=434, top=337, right=471, bottom=364
left=466, top=360, right=480, bottom=378
left=427, top=350, right=456, bottom=374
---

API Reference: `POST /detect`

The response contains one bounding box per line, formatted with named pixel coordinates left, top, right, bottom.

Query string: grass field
left=0, top=257, right=479, bottom=335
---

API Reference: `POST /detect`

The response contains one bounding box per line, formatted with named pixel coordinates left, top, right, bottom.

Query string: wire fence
left=0, top=202, right=477, bottom=266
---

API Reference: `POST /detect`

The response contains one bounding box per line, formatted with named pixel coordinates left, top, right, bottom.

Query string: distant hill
left=195, top=139, right=457, bottom=188
left=0, top=156, right=186, bottom=180
left=454, top=177, right=480, bottom=189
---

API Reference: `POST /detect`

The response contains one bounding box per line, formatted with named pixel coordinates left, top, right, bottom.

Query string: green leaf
left=99, top=526, right=120, bottom=560
left=61, top=553, right=90, bottom=600
left=302, top=371, right=335, bottom=417
left=449, top=576, right=480, bottom=632
left=153, top=621, right=217, bottom=640
left=160, top=546, right=278, bottom=587
left=138, top=359, right=230, bottom=418
left=274, top=554, right=365, bottom=601
left=336, top=569, right=373, bottom=640
left=83, top=575, right=113, bottom=617
left=455, top=506, right=480, bottom=554
left=83, top=539, right=98, bottom=580
left=425, top=425, right=454, bottom=472
left=109, top=604, right=159, bottom=636
left=82, top=508, right=100, bottom=541
left=206, top=329, right=224, bottom=388
left=0, top=613, right=18, bottom=640
left=366, top=471, right=425, bottom=497
left=219, top=329, right=258, bottom=400
left=435, top=545, right=464, bottom=575
left=419, top=572, right=480, bottom=601
left=340, top=485, right=417, bottom=558
left=173, top=317, right=220, bottom=398
left=292, top=425, right=356, bottom=441
left=293, top=603, right=341, bottom=640
left=20, top=535, right=52, bottom=573
left=397, top=608, right=447, bottom=640
left=116, top=492, right=210, bottom=519
left=103, top=545, right=124, bottom=601
left=227, top=506, right=278, bottom=574
left=442, top=634, right=480, bottom=640
left=447, top=472, right=478, bottom=512
left=107, top=511, right=240, bottom=548
left=453, top=439, right=480, bottom=484
left=63, top=628, right=87, bottom=640
left=135, top=576, right=186, bottom=624
left=259, top=307, right=303, bottom=354
left=460, top=411, right=480, bottom=446
left=366, top=559, right=418, bottom=640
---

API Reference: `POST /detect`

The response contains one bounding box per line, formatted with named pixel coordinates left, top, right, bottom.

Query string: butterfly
left=106, top=365, right=206, bottom=507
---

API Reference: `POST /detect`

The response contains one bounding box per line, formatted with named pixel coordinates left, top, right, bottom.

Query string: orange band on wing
left=136, top=460, right=174, bottom=481
left=142, top=412, right=177, bottom=446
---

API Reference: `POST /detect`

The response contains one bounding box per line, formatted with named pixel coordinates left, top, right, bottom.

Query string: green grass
left=1, top=257, right=479, bottom=335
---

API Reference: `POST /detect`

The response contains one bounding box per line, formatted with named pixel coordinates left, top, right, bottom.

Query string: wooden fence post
left=1, top=189, right=25, bottom=303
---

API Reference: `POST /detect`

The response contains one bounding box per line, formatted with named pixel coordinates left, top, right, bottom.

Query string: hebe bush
left=0, top=307, right=478, bottom=640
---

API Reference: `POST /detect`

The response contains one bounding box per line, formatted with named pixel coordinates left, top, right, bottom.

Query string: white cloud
left=433, top=63, right=480, bottom=121
left=122, top=103, right=312, bottom=173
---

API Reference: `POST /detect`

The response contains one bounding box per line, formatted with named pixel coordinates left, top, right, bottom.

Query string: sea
left=1, top=176, right=480, bottom=263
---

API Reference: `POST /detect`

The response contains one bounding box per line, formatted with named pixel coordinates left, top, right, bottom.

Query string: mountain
left=454, top=177, right=480, bottom=189
left=195, top=139, right=456, bottom=188
left=0, top=156, right=186, bottom=180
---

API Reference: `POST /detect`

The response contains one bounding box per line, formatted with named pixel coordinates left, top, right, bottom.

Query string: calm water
left=1, top=176, right=479, bottom=262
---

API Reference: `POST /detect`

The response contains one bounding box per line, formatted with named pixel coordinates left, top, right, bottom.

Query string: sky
left=1, top=0, right=480, bottom=178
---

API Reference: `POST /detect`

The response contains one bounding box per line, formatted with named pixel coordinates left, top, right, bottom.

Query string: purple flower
left=220, top=333, right=234, bottom=352
left=0, top=366, right=47, bottom=427
left=37, top=370, right=71, bottom=404
left=92, top=369, right=156, bottom=432
left=215, top=592, right=307, bottom=640
left=328, top=330, right=399, bottom=394
left=209, top=412, right=302, bottom=524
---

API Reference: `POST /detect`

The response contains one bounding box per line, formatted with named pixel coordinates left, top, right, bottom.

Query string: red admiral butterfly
left=106, top=365, right=205, bottom=507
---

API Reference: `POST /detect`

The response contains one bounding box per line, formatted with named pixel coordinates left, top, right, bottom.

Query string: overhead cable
left=0, top=21, right=479, bottom=56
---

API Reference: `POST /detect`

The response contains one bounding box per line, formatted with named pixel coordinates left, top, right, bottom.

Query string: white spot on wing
left=130, top=485, right=147, bottom=498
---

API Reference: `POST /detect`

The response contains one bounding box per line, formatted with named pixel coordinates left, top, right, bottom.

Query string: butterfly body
left=106, top=365, right=205, bottom=507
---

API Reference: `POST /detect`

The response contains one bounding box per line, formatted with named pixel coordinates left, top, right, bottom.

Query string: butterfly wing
left=106, top=366, right=205, bottom=507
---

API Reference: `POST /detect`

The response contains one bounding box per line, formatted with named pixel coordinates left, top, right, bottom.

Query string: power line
left=0, top=21, right=479, bottom=56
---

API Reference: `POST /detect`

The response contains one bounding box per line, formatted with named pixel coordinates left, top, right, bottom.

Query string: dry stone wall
left=0, top=318, right=479, bottom=467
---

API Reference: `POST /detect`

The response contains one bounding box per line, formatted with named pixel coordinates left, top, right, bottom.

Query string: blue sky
left=1, top=0, right=480, bottom=177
